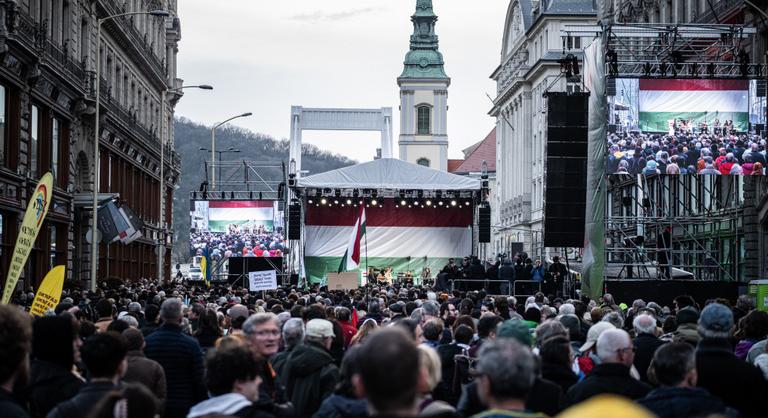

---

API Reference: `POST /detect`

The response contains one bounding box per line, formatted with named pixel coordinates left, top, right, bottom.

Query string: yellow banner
left=29, top=265, right=65, bottom=316
left=2, top=172, right=54, bottom=304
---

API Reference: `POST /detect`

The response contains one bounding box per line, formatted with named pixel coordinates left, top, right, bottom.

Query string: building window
left=417, top=158, right=430, bottom=167
left=566, top=36, right=581, bottom=50
left=417, top=105, right=431, bottom=135
left=30, top=105, right=39, bottom=178
left=52, top=118, right=60, bottom=181
left=0, top=85, right=5, bottom=166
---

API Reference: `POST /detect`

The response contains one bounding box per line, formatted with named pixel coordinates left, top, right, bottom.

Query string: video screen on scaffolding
left=607, top=78, right=755, bottom=176
left=190, top=200, right=285, bottom=259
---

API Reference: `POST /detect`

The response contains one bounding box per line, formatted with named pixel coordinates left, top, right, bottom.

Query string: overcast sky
left=175, top=0, right=508, bottom=163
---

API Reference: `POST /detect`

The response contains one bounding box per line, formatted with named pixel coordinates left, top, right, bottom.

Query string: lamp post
left=90, top=9, right=170, bottom=292
left=211, top=113, right=252, bottom=191
left=157, top=84, right=213, bottom=283
left=199, top=147, right=240, bottom=188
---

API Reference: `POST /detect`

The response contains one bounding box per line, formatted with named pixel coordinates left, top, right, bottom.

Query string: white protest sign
left=248, top=270, right=278, bottom=292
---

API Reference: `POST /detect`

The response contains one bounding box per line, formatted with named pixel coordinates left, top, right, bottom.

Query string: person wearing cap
left=660, top=307, right=701, bottom=346
left=457, top=320, right=564, bottom=417
left=281, top=319, right=340, bottom=418
left=565, top=329, right=651, bottom=406
left=575, top=321, right=615, bottom=377
left=695, top=303, right=767, bottom=418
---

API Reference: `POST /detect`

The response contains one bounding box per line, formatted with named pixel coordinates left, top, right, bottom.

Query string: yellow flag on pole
left=29, top=265, right=66, bottom=316
left=2, top=172, right=54, bottom=304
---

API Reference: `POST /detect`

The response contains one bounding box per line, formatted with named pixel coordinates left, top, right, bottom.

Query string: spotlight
left=320, top=198, right=327, bottom=205
left=371, top=199, right=378, bottom=206
left=346, top=199, right=352, bottom=205
left=401, top=199, right=407, bottom=206
left=450, top=200, right=457, bottom=207
left=308, top=199, right=314, bottom=204
left=334, top=199, right=339, bottom=205
left=438, top=201, right=444, bottom=206
left=465, top=201, right=471, bottom=206
left=413, top=201, right=420, bottom=206
left=359, top=200, right=364, bottom=205
left=426, top=200, right=432, bottom=206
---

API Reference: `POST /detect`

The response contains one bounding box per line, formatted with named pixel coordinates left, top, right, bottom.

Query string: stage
left=603, top=279, right=747, bottom=307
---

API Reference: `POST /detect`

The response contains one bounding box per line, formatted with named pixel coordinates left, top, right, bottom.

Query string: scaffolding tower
left=606, top=174, right=744, bottom=281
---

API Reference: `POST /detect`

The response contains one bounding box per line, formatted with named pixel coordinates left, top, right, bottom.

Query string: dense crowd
left=606, top=131, right=767, bottom=175
left=2, top=279, right=767, bottom=418
left=190, top=230, right=285, bottom=259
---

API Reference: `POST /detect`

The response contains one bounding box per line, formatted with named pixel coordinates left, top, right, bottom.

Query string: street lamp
left=157, top=84, right=213, bottom=283
left=211, top=113, right=252, bottom=191
left=198, top=146, right=240, bottom=188
left=90, top=9, right=170, bottom=292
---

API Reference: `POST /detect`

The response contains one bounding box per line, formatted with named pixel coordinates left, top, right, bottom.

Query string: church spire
left=400, top=0, right=449, bottom=79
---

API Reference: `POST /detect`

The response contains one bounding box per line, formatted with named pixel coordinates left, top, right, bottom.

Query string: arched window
left=417, top=105, right=431, bottom=135
left=417, top=158, right=430, bottom=167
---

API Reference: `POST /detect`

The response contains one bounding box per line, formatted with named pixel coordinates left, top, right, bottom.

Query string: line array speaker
left=479, top=205, right=491, bottom=243
left=544, top=92, right=588, bottom=248
left=288, top=202, right=301, bottom=240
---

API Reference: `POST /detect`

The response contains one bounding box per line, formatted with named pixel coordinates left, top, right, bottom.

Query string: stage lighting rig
left=607, top=49, right=618, bottom=77
left=334, top=189, right=341, bottom=198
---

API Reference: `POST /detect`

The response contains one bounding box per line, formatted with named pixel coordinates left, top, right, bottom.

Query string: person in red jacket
left=336, top=307, right=357, bottom=347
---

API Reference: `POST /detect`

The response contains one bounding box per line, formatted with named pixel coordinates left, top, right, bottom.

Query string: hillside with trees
left=171, top=117, right=355, bottom=261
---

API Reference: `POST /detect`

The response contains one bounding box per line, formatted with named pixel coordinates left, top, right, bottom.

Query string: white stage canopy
left=297, top=158, right=481, bottom=191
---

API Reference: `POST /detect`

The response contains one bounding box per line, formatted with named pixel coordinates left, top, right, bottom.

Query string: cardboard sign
left=29, top=266, right=65, bottom=316
left=248, top=270, right=278, bottom=292
left=327, top=272, right=359, bottom=290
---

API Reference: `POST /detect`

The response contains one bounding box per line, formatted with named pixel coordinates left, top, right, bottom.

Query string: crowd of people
left=435, top=255, right=569, bottom=297
left=606, top=131, right=768, bottom=175
left=190, top=230, right=285, bottom=260
left=2, top=279, right=768, bottom=418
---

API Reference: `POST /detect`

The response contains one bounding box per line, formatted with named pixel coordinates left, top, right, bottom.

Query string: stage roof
left=298, top=158, right=481, bottom=191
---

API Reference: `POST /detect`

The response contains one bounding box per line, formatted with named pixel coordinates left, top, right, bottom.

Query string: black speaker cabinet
left=479, top=206, right=491, bottom=243
left=288, top=203, right=301, bottom=240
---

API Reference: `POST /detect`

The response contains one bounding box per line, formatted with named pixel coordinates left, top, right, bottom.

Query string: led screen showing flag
left=304, top=199, right=472, bottom=284
left=192, top=201, right=279, bottom=233
left=638, top=79, right=749, bottom=132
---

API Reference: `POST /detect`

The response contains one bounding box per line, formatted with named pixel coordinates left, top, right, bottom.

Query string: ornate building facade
left=398, top=0, right=450, bottom=171
left=0, top=0, right=182, bottom=291
left=491, top=0, right=596, bottom=259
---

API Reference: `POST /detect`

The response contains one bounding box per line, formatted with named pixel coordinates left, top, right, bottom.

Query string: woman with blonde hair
left=416, top=345, right=456, bottom=417
left=349, top=318, right=378, bottom=347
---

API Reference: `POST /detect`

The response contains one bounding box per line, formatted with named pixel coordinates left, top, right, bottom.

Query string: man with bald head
left=565, top=328, right=651, bottom=405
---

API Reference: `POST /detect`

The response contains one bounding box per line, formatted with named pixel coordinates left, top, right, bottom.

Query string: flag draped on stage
left=201, top=248, right=211, bottom=287
left=338, top=206, right=367, bottom=273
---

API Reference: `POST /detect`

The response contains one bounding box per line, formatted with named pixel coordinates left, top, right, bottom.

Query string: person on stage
left=547, top=256, right=568, bottom=297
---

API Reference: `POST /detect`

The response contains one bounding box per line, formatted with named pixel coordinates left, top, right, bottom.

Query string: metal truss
left=605, top=175, right=744, bottom=281
left=562, top=23, right=767, bottom=79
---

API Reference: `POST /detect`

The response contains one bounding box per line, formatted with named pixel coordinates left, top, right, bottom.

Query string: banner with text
left=2, top=173, right=53, bottom=303
left=29, top=266, right=65, bottom=316
left=248, top=270, right=278, bottom=292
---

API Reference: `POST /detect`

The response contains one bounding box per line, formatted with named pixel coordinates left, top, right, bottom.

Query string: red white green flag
left=338, top=205, right=366, bottom=273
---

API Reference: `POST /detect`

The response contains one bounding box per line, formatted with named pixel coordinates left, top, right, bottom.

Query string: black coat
left=633, top=333, right=666, bottom=383
left=283, top=342, right=340, bottom=418
left=313, top=395, right=368, bottom=418
left=541, top=363, right=579, bottom=394
left=498, top=264, right=515, bottom=282
left=24, top=360, right=83, bottom=418
left=456, top=378, right=564, bottom=417
left=565, top=363, right=651, bottom=405
left=637, top=387, right=732, bottom=418
left=144, top=323, right=206, bottom=418
left=696, top=338, right=768, bottom=418
left=45, top=382, right=117, bottom=418
left=0, top=388, right=27, bottom=418
left=435, top=343, right=467, bottom=404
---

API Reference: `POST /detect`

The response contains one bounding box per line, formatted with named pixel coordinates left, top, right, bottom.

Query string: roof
left=447, top=159, right=464, bottom=172
left=541, top=0, right=597, bottom=15
left=452, top=128, right=496, bottom=174
left=298, top=158, right=481, bottom=191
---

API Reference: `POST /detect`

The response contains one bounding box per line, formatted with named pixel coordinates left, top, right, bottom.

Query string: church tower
left=398, top=0, right=450, bottom=171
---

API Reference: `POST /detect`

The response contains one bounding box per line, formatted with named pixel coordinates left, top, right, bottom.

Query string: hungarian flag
left=338, top=205, right=366, bottom=273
